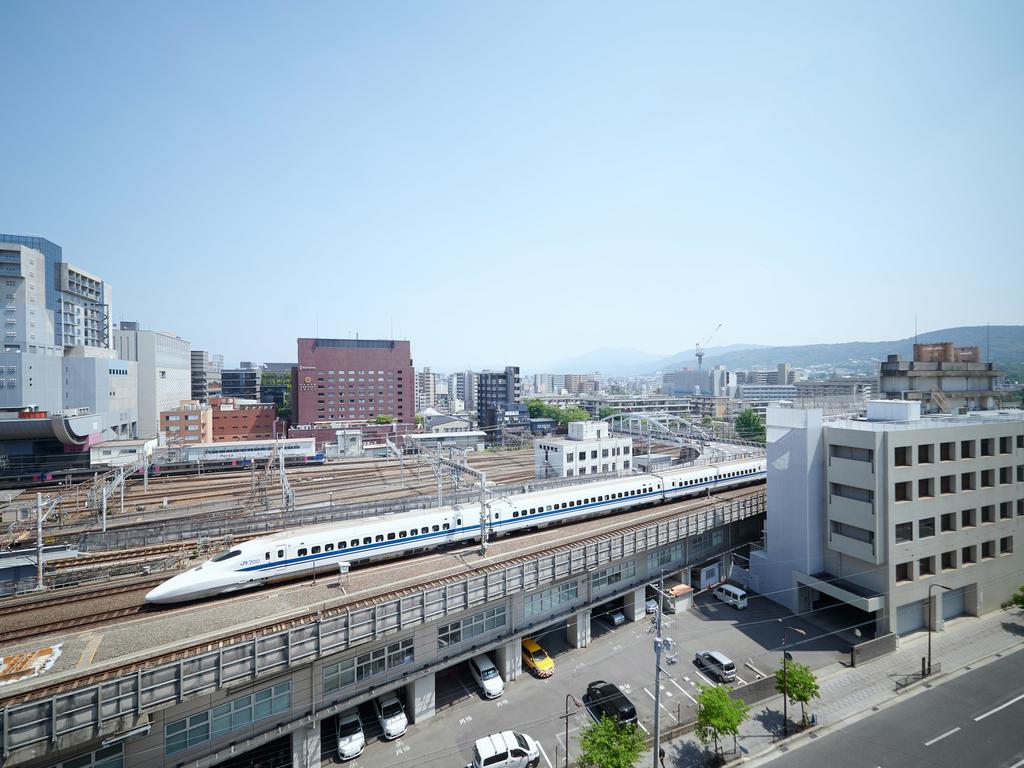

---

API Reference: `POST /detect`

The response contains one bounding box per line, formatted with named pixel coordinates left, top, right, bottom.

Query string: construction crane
left=695, top=323, right=722, bottom=370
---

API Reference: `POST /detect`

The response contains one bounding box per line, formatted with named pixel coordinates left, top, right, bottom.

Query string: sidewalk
left=656, top=606, right=1024, bottom=767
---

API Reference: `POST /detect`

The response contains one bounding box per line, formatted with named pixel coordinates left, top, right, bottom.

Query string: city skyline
left=2, top=2, right=1022, bottom=370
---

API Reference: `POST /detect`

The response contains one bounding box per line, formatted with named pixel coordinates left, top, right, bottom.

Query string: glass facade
left=437, top=606, right=506, bottom=649
left=323, top=637, right=415, bottom=694
left=524, top=580, right=578, bottom=617
left=164, top=682, right=291, bottom=756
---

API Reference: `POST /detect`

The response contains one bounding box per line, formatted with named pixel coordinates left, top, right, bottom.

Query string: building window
left=592, top=561, right=635, bottom=591
left=999, top=436, right=1012, bottom=454
left=437, top=606, right=506, bottom=649
left=981, top=505, right=995, bottom=524
left=917, top=444, right=933, bottom=464
left=895, top=522, right=913, bottom=543
left=524, top=580, right=578, bottom=617
left=960, top=472, right=976, bottom=491
left=981, top=438, right=994, bottom=457
left=895, top=482, right=911, bottom=502
left=894, top=446, right=910, bottom=467
left=980, top=469, right=994, bottom=488
left=939, top=442, right=955, bottom=461
left=165, top=682, right=290, bottom=756
left=940, top=475, right=955, bottom=494
left=918, top=556, right=935, bottom=577
left=1000, top=536, right=1014, bottom=555
left=58, top=745, right=123, bottom=768
left=940, top=512, right=956, bottom=532
left=940, top=550, right=957, bottom=571
left=895, top=562, right=912, bottom=583
left=1000, top=501, right=1012, bottom=520
left=917, top=478, right=934, bottom=499
left=981, top=540, right=996, bottom=560
left=961, top=545, right=976, bottom=565
left=960, top=440, right=976, bottom=459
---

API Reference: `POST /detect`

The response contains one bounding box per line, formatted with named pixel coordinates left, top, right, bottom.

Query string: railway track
left=0, top=484, right=763, bottom=706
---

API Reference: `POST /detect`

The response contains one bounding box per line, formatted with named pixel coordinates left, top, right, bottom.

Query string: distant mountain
left=538, top=347, right=667, bottom=375
left=651, top=326, right=1024, bottom=373
left=648, top=344, right=771, bottom=372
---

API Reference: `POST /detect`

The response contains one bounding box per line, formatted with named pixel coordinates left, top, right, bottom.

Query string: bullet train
left=144, top=456, right=766, bottom=604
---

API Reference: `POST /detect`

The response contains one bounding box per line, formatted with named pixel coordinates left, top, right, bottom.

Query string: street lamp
left=781, top=624, right=806, bottom=737
left=561, top=693, right=583, bottom=767
left=927, top=584, right=952, bottom=676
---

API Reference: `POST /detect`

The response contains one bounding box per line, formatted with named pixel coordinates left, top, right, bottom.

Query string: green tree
left=695, top=684, right=749, bottom=757
left=559, top=406, right=591, bottom=425
left=414, top=414, right=424, bottom=427
left=598, top=406, right=617, bottom=420
left=734, top=409, right=766, bottom=442
left=525, top=398, right=549, bottom=419
left=576, top=715, right=645, bottom=768
left=371, top=414, right=395, bottom=424
left=774, top=660, right=821, bottom=727
left=1010, top=586, right=1024, bottom=609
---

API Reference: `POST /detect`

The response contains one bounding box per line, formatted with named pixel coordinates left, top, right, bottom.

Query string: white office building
left=114, top=321, right=191, bottom=439
left=534, top=421, right=633, bottom=479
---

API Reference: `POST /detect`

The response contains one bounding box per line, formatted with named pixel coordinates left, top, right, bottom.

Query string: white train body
left=182, top=438, right=318, bottom=464
left=145, top=457, right=766, bottom=604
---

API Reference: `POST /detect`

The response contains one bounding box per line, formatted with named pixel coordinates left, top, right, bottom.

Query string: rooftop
left=827, top=408, right=1024, bottom=432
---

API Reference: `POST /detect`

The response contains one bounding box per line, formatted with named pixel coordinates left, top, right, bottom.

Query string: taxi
left=521, top=638, right=554, bottom=678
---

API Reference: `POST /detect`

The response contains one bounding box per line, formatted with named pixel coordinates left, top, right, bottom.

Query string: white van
left=713, top=584, right=748, bottom=609
left=335, top=709, right=365, bottom=761
left=469, top=654, right=505, bottom=699
left=466, top=731, right=540, bottom=768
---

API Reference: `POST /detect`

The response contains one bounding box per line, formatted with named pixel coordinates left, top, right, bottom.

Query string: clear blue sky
left=1, top=1, right=1021, bottom=371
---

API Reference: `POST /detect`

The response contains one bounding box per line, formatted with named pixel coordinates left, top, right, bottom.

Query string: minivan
left=335, top=709, right=365, bottom=761
left=469, top=654, right=505, bottom=699
left=466, top=730, right=540, bottom=768
left=694, top=650, right=737, bottom=683
left=374, top=693, right=408, bottom=739
left=714, top=584, right=748, bottom=609
left=585, top=680, right=637, bottom=725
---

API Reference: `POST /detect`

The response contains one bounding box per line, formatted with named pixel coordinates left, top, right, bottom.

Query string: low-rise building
left=534, top=421, right=633, bottom=479
left=210, top=397, right=277, bottom=441
left=160, top=400, right=213, bottom=444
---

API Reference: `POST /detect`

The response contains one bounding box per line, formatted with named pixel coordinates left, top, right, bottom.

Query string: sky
left=1, top=1, right=1022, bottom=371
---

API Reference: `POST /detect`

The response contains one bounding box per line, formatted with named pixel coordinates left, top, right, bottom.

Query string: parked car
left=374, top=693, right=408, bottom=739
left=585, top=680, right=638, bottom=725
left=466, top=731, right=540, bottom=768
left=645, top=597, right=659, bottom=614
left=713, top=584, right=749, bottom=609
left=521, top=638, right=554, bottom=677
left=469, top=653, right=505, bottom=699
left=603, top=609, right=626, bottom=626
left=335, top=709, right=365, bottom=760
left=694, top=650, right=737, bottom=682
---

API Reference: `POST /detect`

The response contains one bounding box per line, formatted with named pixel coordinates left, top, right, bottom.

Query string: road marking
left=537, top=742, right=553, bottom=768
left=693, top=668, right=715, bottom=685
left=671, top=678, right=698, bottom=704
left=974, top=693, right=1024, bottom=721
left=642, top=687, right=677, bottom=721
left=735, top=675, right=747, bottom=685
left=637, top=721, right=649, bottom=734
left=923, top=726, right=960, bottom=746
left=1007, top=759, right=1024, bottom=768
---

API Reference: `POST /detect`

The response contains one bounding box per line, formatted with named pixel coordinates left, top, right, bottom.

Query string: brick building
left=291, top=338, right=414, bottom=427
left=210, top=397, right=277, bottom=441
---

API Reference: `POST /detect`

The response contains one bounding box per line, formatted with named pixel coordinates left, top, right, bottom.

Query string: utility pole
left=652, top=571, right=675, bottom=768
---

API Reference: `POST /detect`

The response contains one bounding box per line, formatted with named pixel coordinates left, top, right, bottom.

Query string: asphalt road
left=766, top=649, right=1024, bottom=768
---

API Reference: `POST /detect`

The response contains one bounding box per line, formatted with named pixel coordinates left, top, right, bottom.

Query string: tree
left=559, top=406, right=591, bottom=425
left=371, top=414, right=395, bottom=424
left=576, top=715, right=645, bottom=768
left=1010, top=586, right=1024, bottom=609
left=414, top=414, right=424, bottom=427
left=695, top=684, right=749, bottom=757
left=598, top=406, right=617, bottom=420
left=774, top=660, right=821, bottom=727
left=735, top=409, right=766, bottom=442
left=525, top=398, right=550, bottom=419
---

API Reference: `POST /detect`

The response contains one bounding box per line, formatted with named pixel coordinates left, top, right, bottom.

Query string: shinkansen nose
left=144, top=569, right=251, bottom=604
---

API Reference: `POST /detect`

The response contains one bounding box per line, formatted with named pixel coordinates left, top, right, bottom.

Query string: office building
left=750, top=400, right=1023, bottom=637
left=221, top=362, right=262, bottom=401
left=0, top=234, right=112, bottom=351
left=292, top=338, right=414, bottom=426
left=160, top=400, right=213, bottom=444
left=416, top=367, right=439, bottom=412
left=210, top=397, right=277, bottom=441
left=879, top=343, right=1004, bottom=413
left=478, top=366, right=522, bottom=430
left=190, top=351, right=224, bottom=403
left=113, top=321, right=192, bottom=439
left=534, top=421, right=633, bottom=479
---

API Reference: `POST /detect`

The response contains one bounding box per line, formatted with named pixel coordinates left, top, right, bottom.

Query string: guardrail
left=0, top=491, right=766, bottom=760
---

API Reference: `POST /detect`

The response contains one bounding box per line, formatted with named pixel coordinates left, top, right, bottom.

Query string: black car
left=585, top=680, right=638, bottom=725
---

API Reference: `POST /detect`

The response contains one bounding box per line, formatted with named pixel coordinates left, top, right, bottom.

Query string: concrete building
left=160, top=400, right=213, bottom=444
left=477, top=366, right=522, bottom=430
left=562, top=373, right=598, bottom=395
left=221, top=362, right=261, bottom=401
left=0, top=234, right=112, bottom=352
left=795, top=377, right=876, bottom=400
left=190, top=350, right=223, bottom=403
left=90, top=437, right=157, bottom=467
left=662, top=369, right=711, bottom=396
left=736, top=383, right=797, bottom=401
left=448, top=371, right=478, bottom=411
left=292, top=338, right=414, bottom=426
left=424, top=414, right=472, bottom=432
left=750, top=400, right=1023, bottom=637
left=534, top=421, right=633, bottom=479
left=211, top=397, right=278, bottom=441
left=113, top=321, right=192, bottom=439
left=416, top=367, right=439, bottom=412
left=879, top=343, right=1005, bottom=413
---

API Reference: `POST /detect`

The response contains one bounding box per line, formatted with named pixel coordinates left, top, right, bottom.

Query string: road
left=765, top=649, right=1024, bottom=768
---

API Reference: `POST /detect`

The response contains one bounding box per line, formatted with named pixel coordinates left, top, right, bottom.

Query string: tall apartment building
left=190, top=351, right=224, bottom=403
left=449, top=371, right=477, bottom=410
left=751, top=400, right=1023, bottom=637
left=222, top=362, right=261, bottom=400
left=477, top=366, right=522, bottom=430
left=415, top=367, right=439, bottom=412
left=562, top=373, right=597, bottom=395
left=113, top=321, right=192, bottom=439
left=880, top=343, right=1004, bottom=413
left=0, top=234, right=112, bottom=351
left=292, top=338, right=414, bottom=426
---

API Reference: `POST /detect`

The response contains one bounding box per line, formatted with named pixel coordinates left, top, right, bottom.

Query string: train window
left=326, top=544, right=334, bottom=552
left=399, top=531, right=407, bottom=538
left=298, top=548, right=307, bottom=557
left=442, top=523, right=450, bottom=530
left=277, top=549, right=285, bottom=558
left=212, top=549, right=242, bottom=562
left=312, top=546, right=321, bottom=554
left=350, top=540, right=358, bottom=548
left=387, top=533, right=395, bottom=540
left=264, top=552, right=270, bottom=560
left=432, top=525, right=440, bottom=532
left=410, top=528, right=418, bottom=536
left=375, top=535, right=384, bottom=543
left=363, top=537, right=371, bottom=545
left=456, top=518, right=462, bottom=525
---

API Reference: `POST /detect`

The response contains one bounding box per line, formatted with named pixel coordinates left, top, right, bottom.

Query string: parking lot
left=318, top=585, right=846, bottom=768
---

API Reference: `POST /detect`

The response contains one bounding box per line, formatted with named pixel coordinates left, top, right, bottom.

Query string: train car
left=181, top=438, right=318, bottom=464
left=145, top=456, right=766, bottom=604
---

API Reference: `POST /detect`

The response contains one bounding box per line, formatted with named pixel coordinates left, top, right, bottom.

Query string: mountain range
left=532, top=326, right=1024, bottom=376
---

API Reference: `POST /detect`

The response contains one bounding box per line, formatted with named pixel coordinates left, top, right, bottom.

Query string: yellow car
left=522, top=638, right=554, bottom=678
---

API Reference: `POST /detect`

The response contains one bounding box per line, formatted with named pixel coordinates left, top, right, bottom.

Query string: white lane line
left=1008, top=758, right=1024, bottom=768
left=974, top=693, right=1024, bottom=722
left=735, top=675, right=747, bottom=685
left=637, top=721, right=649, bottom=734
left=923, top=726, right=960, bottom=746
left=641, top=687, right=677, bottom=721
left=670, top=678, right=698, bottom=704
left=537, top=742, right=553, bottom=768
left=693, top=668, right=715, bottom=685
